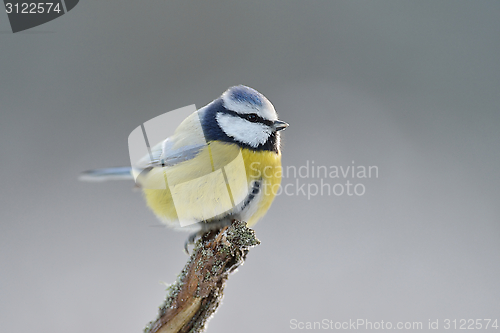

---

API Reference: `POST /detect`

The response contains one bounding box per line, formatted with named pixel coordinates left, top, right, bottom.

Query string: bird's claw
left=184, top=232, right=199, bottom=255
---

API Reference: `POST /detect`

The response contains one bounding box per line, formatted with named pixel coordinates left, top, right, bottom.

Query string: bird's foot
left=184, top=232, right=200, bottom=255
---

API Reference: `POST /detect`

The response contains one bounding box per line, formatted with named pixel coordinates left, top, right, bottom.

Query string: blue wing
left=81, top=109, right=208, bottom=183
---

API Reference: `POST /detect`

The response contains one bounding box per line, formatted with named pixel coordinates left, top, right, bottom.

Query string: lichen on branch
left=144, top=220, right=260, bottom=333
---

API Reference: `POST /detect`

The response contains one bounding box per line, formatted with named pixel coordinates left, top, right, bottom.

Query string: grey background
left=1, top=1, right=499, bottom=332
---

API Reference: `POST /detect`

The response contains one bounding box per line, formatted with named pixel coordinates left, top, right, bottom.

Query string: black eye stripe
left=224, top=110, right=273, bottom=126
left=243, top=113, right=259, bottom=122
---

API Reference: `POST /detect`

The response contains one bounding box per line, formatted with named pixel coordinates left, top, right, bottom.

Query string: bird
left=80, top=85, right=288, bottom=249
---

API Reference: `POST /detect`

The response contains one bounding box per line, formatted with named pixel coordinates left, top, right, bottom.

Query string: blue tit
left=81, top=85, right=288, bottom=239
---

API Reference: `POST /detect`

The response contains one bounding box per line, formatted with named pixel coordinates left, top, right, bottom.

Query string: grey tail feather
left=79, top=167, right=133, bottom=182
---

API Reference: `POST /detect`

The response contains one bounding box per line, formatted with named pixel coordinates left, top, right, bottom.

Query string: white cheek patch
left=216, top=113, right=272, bottom=148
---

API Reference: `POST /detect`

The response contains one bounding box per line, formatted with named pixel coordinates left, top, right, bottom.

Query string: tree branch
left=144, top=220, right=260, bottom=333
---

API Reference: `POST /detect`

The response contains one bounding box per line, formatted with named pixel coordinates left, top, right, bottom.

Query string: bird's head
left=209, top=85, right=288, bottom=152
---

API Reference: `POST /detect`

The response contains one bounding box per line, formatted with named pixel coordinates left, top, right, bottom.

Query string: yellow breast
left=141, top=141, right=282, bottom=229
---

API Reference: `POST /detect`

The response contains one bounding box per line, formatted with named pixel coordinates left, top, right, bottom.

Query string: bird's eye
left=246, top=114, right=259, bottom=122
